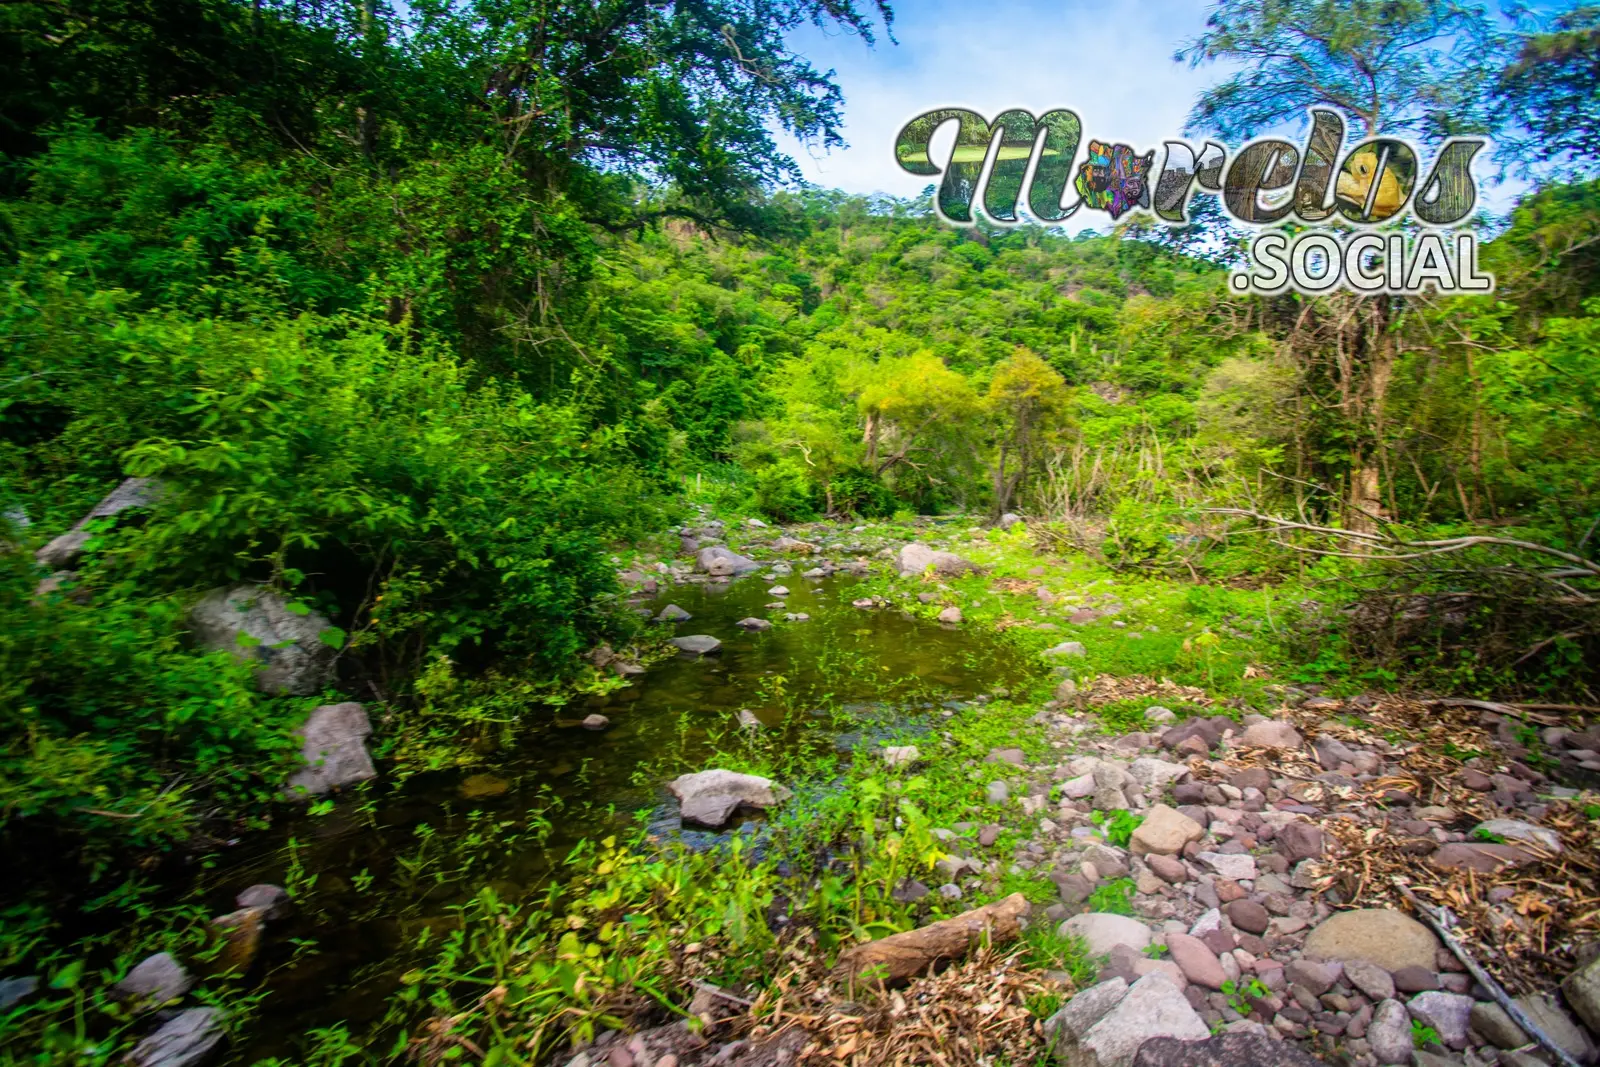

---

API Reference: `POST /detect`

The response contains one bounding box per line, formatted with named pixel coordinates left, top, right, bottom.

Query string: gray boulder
left=1367, top=998, right=1414, bottom=1065
left=1407, top=990, right=1474, bottom=1050
left=115, top=952, right=191, bottom=1006
left=998, top=512, right=1024, bottom=530
left=284, top=703, right=376, bottom=798
left=0, top=976, right=38, bottom=1010
left=696, top=545, right=760, bottom=577
left=1044, top=978, right=1128, bottom=1054
left=235, top=884, right=290, bottom=921
left=1055, top=972, right=1209, bottom=1067
left=36, top=477, right=165, bottom=569
left=655, top=604, right=692, bottom=622
left=670, top=635, right=721, bottom=655
left=188, top=585, right=338, bottom=695
left=127, top=1008, right=223, bottom=1067
left=1564, top=952, right=1600, bottom=1034
left=667, top=769, right=791, bottom=829
left=1471, top=994, right=1597, bottom=1061
left=896, top=542, right=981, bottom=578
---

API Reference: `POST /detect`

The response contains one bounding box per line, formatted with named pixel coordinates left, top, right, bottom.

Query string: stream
left=200, top=572, right=1034, bottom=1060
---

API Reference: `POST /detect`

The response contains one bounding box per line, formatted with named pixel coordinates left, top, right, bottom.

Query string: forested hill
left=3, top=1, right=1600, bottom=1062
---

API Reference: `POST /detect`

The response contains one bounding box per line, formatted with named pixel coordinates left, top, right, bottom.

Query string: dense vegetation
left=1, top=0, right=1598, bottom=1063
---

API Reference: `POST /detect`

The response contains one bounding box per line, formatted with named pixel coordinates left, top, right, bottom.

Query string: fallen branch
left=832, top=892, right=1029, bottom=989
left=1395, top=881, right=1583, bottom=1067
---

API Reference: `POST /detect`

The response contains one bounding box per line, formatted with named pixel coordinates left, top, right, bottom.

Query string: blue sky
left=771, top=0, right=1525, bottom=229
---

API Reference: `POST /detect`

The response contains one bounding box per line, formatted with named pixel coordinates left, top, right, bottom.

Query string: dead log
left=832, top=892, right=1030, bottom=989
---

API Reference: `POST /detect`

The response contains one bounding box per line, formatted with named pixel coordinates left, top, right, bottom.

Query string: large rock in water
left=284, top=703, right=376, bottom=798
left=1131, top=1031, right=1325, bottom=1066
left=668, top=769, right=792, bottom=829
left=1051, top=972, right=1209, bottom=1067
left=115, top=952, right=191, bottom=1006
left=695, top=545, right=760, bottom=576
left=896, top=542, right=981, bottom=578
left=670, top=634, right=721, bottom=655
left=127, top=1007, right=223, bottom=1067
left=35, top=477, right=165, bottom=568
left=189, top=584, right=338, bottom=695
left=1303, top=908, right=1441, bottom=973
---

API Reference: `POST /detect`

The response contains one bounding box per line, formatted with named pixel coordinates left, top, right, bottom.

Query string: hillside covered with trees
left=2, top=1, right=1600, bottom=1065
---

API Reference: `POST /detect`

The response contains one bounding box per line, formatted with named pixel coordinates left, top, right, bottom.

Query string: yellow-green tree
left=985, top=348, right=1072, bottom=516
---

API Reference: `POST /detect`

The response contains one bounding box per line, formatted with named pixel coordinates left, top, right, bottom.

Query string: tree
left=1176, top=0, right=1501, bottom=141
left=1494, top=4, right=1600, bottom=176
left=1176, top=0, right=1501, bottom=533
left=985, top=348, right=1070, bottom=516
left=849, top=350, right=981, bottom=481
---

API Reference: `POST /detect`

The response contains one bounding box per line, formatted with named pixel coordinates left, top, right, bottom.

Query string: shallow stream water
left=205, top=572, right=1033, bottom=1059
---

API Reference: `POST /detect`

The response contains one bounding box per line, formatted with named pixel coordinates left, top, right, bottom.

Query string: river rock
left=670, top=635, right=721, bottom=655
left=937, top=606, right=963, bottom=623
left=284, top=703, right=376, bottom=798
left=1563, top=952, right=1600, bottom=1033
left=882, top=746, right=918, bottom=768
left=1164, top=932, right=1225, bottom=990
left=1274, top=821, right=1324, bottom=863
left=1367, top=999, right=1414, bottom=1065
left=1131, top=1030, right=1326, bottom=1066
left=0, top=977, right=38, bottom=1010
left=1197, top=852, right=1256, bottom=882
left=897, top=542, right=981, bottom=578
left=696, top=545, right=760, bottom=576
left=1147, top=854, right=1189, bottom=883
left=1471, top=818, right=1562, bottom=853
left=656, top=604, right=692, bottom=622
left=1044, top=978, right=1129, bottom=1054
left=734, top=617, right=771, bottom=631
left=235, top=884, right=289, bottom=921
left=1407, top=990, right=1473, bottom=1049
left=668, top=769, right=791, bottom=829
left=1060, top=973, right=1209, bottom=1067
left=1047, top=641, right=1088, bottom=658
left=772, top=536, right=816, bottom=554
left=127, top=1007, right=223, bottom=1067
left=1303, top=908, right=1441, bottom=973
left=998, top=512, right=1023, bottom=529
left=1342, top=959, right=1395, bottom=1002
left=209, top=908, right=264, bottom=974
left=1060, top=913, right=1152, bottom=957
left=35, top=477, right=165, bottom=569
left=1470, top=994, right=1597, bottom=1061
left=188, top=585, right=338, bottom=695
left=581, top=714, right=610, bottom=730
left=1130, top=805, right=1204, bottom=857
left=1430, top=842, right=1538, bottom=872
left=1127, top=758, right=1190, bottom=793
left=1239, top=721, right=1302, bottom=749
left=115, top=952, right=191, bottom=1006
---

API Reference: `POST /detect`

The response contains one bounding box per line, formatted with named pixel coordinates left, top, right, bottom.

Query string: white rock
left=1127, top=758, right=1190, bottom=792
left=284, top=703, right=377, bottom=798
left=1066, top=973, right=1209, bottom=1066
left=882, top=745, right=919, bottom=768
left=1197, top=851, right=1258, bottom=882
left=1059, top=913, right=1152, bottom=957
left=189, top=584, right=338, bottom=696
left=1367, top=999, right=1414, bottom=1065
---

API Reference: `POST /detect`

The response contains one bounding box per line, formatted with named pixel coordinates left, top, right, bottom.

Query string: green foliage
left=1412, top=1018, right=1442, bottom=1049
left=1090, top=810, right=1144, bottom=849
left=1086, top=877, right=1137, bottom=915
